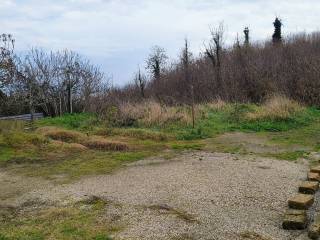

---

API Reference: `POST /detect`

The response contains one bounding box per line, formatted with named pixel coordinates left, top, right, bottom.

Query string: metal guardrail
left=0, top=113, right=44, bottom=121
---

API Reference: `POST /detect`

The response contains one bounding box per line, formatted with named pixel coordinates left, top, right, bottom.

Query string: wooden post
left=191, top=85, right=195, bottom=129
left=29, top=77, right=34, bottom=123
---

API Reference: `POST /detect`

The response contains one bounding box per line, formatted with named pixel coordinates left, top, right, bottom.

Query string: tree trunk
left=59, top=95, right=62, bottom=116
left=68, top=83, right=73, bottom=114
left=191, top=85, right=195, bottom=129
left=29, top=84, right=34, bottom=122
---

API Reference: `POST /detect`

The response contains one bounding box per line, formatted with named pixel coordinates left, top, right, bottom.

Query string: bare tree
left=80, top=63, right=104, bottom=112
left=205, top=23, right=225, bottom=94
left=181, top=39, right=195, bottom=128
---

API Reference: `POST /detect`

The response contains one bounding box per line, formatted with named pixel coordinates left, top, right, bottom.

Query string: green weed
left=37, top=113, right=99, bottom=131
left=262, top=150, right=307, bottom=161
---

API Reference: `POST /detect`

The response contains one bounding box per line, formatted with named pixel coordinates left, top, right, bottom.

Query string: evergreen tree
left=244, top=27, right=249, bottom=46
left=272, top=18, right=282, bottom=43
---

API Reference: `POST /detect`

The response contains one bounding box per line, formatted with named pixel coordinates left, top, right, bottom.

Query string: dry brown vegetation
left=38, top=126, right=128, bottom=151
left=113, top=32, right=320, bottom=108
left=115, top=99, right=229, bottom=128
left=84, top=137, right=128, bottom=151
left=97, top=128, right=170, bottom=141
left=2, top=30, right=320, bottom=119
left=118, top=101, right=193, bottom=127
left=50, top=140, right=88, bottom=151
left=38, top=127, right=85, bottom=143
left=246, top=95, right=303, bottom=121
left=105, top=95, right=305, bottom=129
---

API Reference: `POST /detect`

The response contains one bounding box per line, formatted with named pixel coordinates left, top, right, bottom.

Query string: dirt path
left=9, top=151, right=310, bottom=240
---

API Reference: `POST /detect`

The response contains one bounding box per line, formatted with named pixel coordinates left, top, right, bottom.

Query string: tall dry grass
left=246, top=95, right=304, bottom=121
left=84, top=136, right=128, bottom=151
left=118, top=101, right=193, bottom=127
left=0, top=120, right=25, bottom=133
left=205, top=98, right=227, bottom=111
left=117, top=99, right=228, bottom=128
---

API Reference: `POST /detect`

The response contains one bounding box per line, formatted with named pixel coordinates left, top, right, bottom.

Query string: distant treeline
left=116, top=19, right=320, bottom=107
left=1, top=18, right=320, bottom=117
left=0, top=37, right=107, bottom=117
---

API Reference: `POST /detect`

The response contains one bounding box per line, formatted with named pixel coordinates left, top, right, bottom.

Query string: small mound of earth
left=19, top=151, right=310, bottom=240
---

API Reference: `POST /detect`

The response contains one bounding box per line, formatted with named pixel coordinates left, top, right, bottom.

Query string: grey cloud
left=1, top=0, right=320, bottom=85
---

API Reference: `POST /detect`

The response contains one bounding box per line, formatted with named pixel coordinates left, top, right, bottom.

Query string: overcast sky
left=1, top=0, right=320, bottom=85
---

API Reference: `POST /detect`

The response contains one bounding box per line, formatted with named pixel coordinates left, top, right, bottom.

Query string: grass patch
left=239, top=107, right=319, bottom=132
left=172, top=103, right=320, bottom=140
left=0, top=120, right=26, bottom=133
left=38, top=127, right=85, bottom=143
left=170, top=142, right=205, bottom=151
left=36, top=96, right=320, bottom=142
left=0, top=203, right=114, bottom=240
left=262, top=150, right=307, bottom=161
left=97, top=128, right=170, bottom=141
left=268, top=117, right=320, bottom=150
left=2, top=131, right=48, bottom=148
left=0, top=147, right=15, bottom=162
left=37, top=113, right=99, bottom=131
left=0, top=124, right=155, bottom=180
left=84, top=137, right=128, bottom=151
left=16, top=150, right=153, bottom=181
left=245, top=95, right=303, bottom=121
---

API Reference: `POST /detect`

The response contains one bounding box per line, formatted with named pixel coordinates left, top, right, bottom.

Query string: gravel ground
left=22, top=152, right=310, bottom=240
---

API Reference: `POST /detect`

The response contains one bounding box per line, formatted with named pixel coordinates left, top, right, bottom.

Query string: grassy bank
left=1, top=96, right=320, bottom=182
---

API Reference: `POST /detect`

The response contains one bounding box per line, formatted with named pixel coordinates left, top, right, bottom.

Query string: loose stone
left=309, top=214, right=320, bottom=239
left=299, top=181, right=319, bottom=194
left=308, top=172, right=320, bottom=182
left=288, top=194, right=314, bottom=210
left=283, top=209, right=308, bottom=230
left=310, top=166, right=320, bottom=174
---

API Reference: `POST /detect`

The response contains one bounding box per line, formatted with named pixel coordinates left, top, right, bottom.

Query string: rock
left=299, top=181, right=319, bottom=194
left=311, top=166, right=320, bottom=174
left=309, top=214, right=320, bottom=239
left=283, top=209, right=308, bottom=230
left=288, top=194, right=314, bottom=210
left=308, top=172, right=320, bottom=182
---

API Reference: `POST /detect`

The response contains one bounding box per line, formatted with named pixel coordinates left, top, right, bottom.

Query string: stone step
left=308, top=172, right=320, bottom=182
left=283, top=209, right=308, bottom=230
left=288, top=194, right=314, bottom=210
left=299, top=181, right=319, bottom=195
left=309, top=214, right=320, bottom=239
left=310, top=166, right=320, bottom=174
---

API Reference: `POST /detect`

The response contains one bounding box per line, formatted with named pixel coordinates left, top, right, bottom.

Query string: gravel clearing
left=21, top=151, right=311, bottom=240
